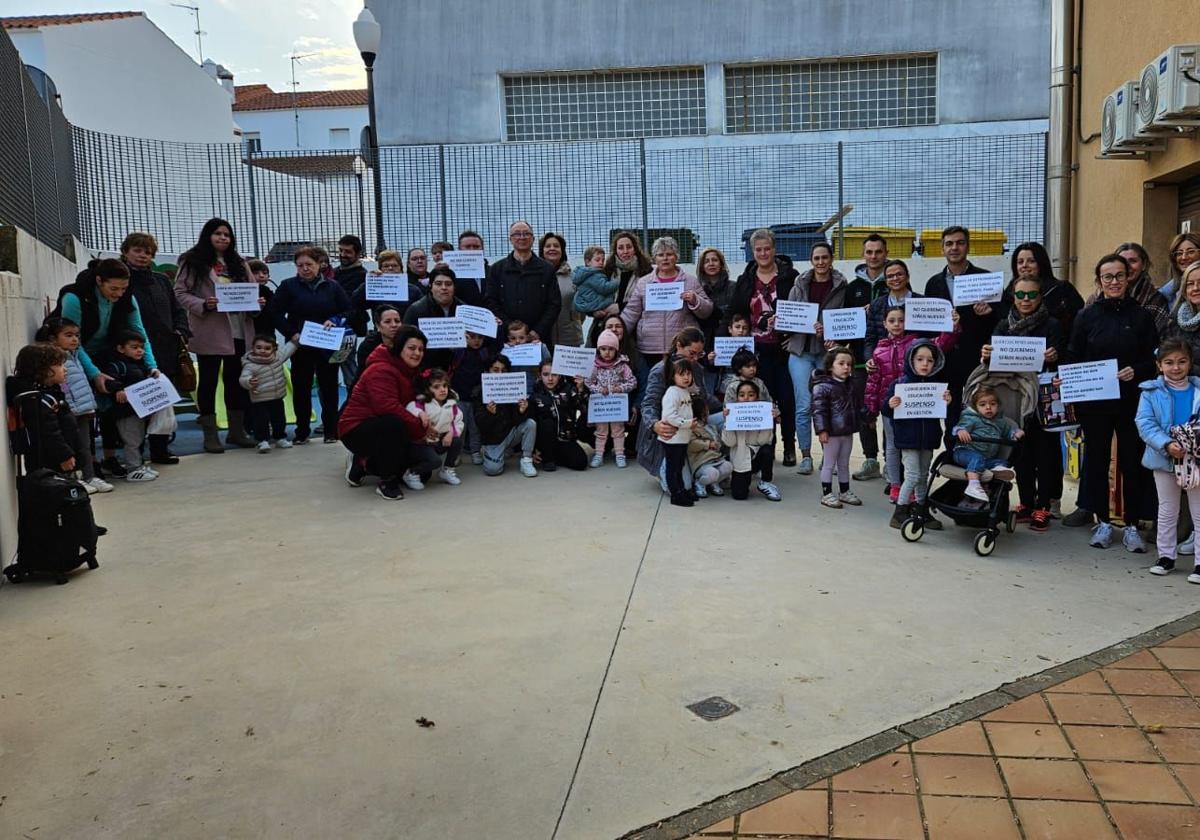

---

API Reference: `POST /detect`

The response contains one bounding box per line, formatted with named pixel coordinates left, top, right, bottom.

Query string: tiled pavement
left=663, top=625, right=1200, bottom=840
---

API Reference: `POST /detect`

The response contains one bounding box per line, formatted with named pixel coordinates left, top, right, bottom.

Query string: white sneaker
left=821, top=492, right=843, bottom=508
left=1089, top=521, right=1113, bottom=549
left=1123, top=525, right=1147, bottom=554
left=274, top=438, right=293, bottom=449
left=757, top=480, right=782, bottom=501
left=615, top=453, right=627, bottom=469
left=82, top=480, right=98, bottom=495
left=519, top=456, right=538, bottom=477
left=839, top=489, right=863, bottom=506
left=437, top=466, right=461, bottom=485
left=1189, top=568, right=1200, bottom=585
left=965, top=483, right=989, bottom=502
left=257, top=441, right=271, bottom=454
left=125, top=466, right=157, bottom=482
left=693, top=483, right=708, bottom=499
left=402, top=470, right=425, bottom=491
left=1181, top=534, right=1196, bottom=555
left=86, top=477, right=114, bottom=493
left=590, top=451, right=603, bottom=468
left=990, top=465, right=1016, bottom=481
left=708, top=482, right=725, bottom=496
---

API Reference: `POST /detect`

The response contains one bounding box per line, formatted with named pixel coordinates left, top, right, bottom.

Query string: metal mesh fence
left=72, top=128, right=1045, bottom=268
left=0, top=28, right=78, bottom=255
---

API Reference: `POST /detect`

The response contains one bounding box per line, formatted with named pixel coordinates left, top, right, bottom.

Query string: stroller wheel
left=901, top=517, right=925, bottom=542
left=3, top=565, right=25, bottom=583
left=975, top=531, right=997, bottom=556
left=1006, top=511, right=1016, bottom=534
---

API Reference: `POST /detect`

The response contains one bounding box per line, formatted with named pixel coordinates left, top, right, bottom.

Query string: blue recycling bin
left=741, top=224, right=829, bottom=263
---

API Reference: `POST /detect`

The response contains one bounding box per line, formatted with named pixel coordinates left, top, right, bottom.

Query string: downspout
left=1047, top=0, right=1074, bottom=280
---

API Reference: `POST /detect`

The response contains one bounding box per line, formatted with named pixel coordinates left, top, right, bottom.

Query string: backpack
left=6, top=389, right=44, bottom=459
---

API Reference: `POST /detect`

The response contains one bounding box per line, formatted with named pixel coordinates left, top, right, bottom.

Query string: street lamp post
left=353, top=7, right=385, bottom=256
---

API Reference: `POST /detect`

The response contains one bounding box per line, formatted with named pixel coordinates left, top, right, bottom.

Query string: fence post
left=836, top=141, right=845, bottom=259
left=438, top=144, right=448, bottom=242
left=639, top=138, right=649, bottom=251
left=244, top=149, right=262, bottom=259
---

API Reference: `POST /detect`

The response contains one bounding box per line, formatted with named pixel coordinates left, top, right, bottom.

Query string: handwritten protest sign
left=366, top=273, right=408, bottom=301
left=822, top=307, right=867, bottom=341
left=481, top=372, right=528, bottom=404
left=951, top=272, right=1004, bottom=307
left=644, top=281, right=685, bottom=312
left=442, top=250, right=486, bottom=279
left=1059, top=359, right=1120, bottom=403
left=989, top=336, right=1046, bottom=372
left=904, top=298, right=953, bottom=333
left=123, top=376, right=182, bottom=419
left=588, top=394, right=629, bottom=423
left=419, top=318, right=466, bottom=349
left=215, top=284, right=260, bottom=312
left=725, top=401, right=774, bottom=431
left=714, top=336, right=755, bottom=366
left=456, top=304, right=498, bottom=338
left=299, top=321, right=346, bottom=351
left=893, top=382, right=948, bottom=419
left=775, top=300, right=819, bottom=333
left=552, top=345, right=595, bottom=378
left=501, top=343, right=543, bottom=366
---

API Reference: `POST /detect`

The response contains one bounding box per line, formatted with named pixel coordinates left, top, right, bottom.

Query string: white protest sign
left=822, top=307, right=867, bottom=341
left=366, top=273, right=409, bottom=302
left=552, top=345, right=594, bottom=378
left=714, top=336, right=755, bottom=367
left=588, top=394, right=629, bottom=423
left=215, top=283, right=260, bottom=312
left=644, top=281, right=685, bottom=312
left=893, top=382, right=949, bottom=419
left=456, top=304, right=498, bottom=338
left=951, top=272, right=1004, bottom=307
left=775, top=300, right=819, bottom=333
left=299, top=321, right=345, bottom=351
left=123, top=376, right=182, bottom=419
left=419, top=318, right=466, bottom=349
left=989, top=335, right=1046, bottom=372
left=481, top=372, right=528, bottom=404
left=1059, top=359, right=1120, bottom=403
left=904, top=298, right=954, bottom=333
left=725, top=401, right=774, bottom=431
left=442, top=250, right=486, bottom=279
left=502, top=343, right=543, bottom=366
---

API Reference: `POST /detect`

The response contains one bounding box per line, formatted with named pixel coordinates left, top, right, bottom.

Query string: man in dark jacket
left=485, top=220, right=561, bottom=346
left=451, top=230, right=489, bottom=307
left=923, top=226, right=998, bottom=444
left=335, top=234, right=368, bottom=300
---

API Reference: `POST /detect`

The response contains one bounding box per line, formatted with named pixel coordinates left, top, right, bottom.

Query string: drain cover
left=687, top=696, right=739, bottom=721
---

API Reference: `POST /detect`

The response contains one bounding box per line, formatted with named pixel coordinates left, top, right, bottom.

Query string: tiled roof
left=1, top=12, right=143, bottom=29
left=233, top=84, right=367, bottom=112
left=250, top=153, right=360, bottom=178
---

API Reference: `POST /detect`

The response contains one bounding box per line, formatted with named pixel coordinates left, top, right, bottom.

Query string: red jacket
left=338, top=343, right=426, bottom=439
left=864, top=330, right=958, bottom=415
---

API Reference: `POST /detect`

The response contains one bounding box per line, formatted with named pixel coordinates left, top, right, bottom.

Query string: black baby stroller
left=900, top=365, right=1038, bottom=556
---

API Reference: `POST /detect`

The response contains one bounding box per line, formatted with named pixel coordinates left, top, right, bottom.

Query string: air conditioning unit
left=1102, top=82, right=1156, bottom=154
left=1137, top=44, right=1200, bottom=134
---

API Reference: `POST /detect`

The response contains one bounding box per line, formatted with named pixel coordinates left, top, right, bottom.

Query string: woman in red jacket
left=339, top=325, right=434, bottom=500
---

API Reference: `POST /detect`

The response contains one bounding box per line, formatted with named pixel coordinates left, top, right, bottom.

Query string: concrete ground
left=1, top=443, right=1197, bottom=839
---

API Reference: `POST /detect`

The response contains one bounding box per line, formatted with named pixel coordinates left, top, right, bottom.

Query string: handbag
left=175, top=335, right=197, bottom=393
left=1169, top=406, right=1200, bottom=490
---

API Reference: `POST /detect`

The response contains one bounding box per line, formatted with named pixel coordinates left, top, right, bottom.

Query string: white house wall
left=236, top=106, right=368, bottom=152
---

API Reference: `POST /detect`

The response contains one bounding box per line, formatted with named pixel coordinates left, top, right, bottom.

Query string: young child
left=585, top=328, right=638, bottom=468
left=100, top=331, right=176, bottom=482
left=720, top=380, right=782, bottom=501
left=531, top=363, right=589, bottom=471
left=687, top=395, right=731, bottom=498
left=475, top=354, right=538, bottom=477
left=952, top=386, right=1023, bottom=503
left=572, top=246, right=620, bottom=318
left=721, top=347, right=773, bottom=406
left=865, top=305, right=958, bottom=502
left=1136, top=338, right=1200, bottom=580
left=431, top=241, right=452, bottom=265
left=239, top=333, right=298, bottom=452
left=504, top=320, right=551, bottom=393
left=248, top=258, right=275, bottom=337
left=450, top=331, right=494, bottom=465
left=812, top=346, right=864, bottom=509
left=712, top=313, right=752, bottom=400
left=6, top=343, right=84, bottom=476
left=882, top=340, right=952, bottom=529
left=406, top=368, right=465, bottom=486
left=660, top=356, right=697, bottom=507
left=35, top=318, right=111, bottom=493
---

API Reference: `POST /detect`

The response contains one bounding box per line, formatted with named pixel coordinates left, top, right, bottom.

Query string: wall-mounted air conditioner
left=1137, top=44, right=1200, bottom=134
left=1102, top=82, right=1159, bottom=154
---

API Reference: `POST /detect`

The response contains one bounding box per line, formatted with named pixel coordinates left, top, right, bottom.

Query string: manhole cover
left=687, top=696, right=739, bottom=721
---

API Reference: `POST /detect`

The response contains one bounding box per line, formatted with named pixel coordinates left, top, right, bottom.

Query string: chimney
left=217, top=64, right=235, bottom=100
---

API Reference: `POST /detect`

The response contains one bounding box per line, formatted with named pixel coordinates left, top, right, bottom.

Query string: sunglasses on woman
left=1013, top=290, right=1040, bottom=300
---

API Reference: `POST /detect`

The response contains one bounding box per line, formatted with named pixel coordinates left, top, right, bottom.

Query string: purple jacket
left=174, top=262, right=259, bottom=356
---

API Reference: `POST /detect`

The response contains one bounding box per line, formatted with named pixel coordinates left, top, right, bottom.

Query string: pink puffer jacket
left=864, top=330, right=958, bottom=415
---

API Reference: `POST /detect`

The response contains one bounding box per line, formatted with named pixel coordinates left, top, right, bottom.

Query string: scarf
left=1005, top=301, right=1050, bottom=336
left=615, top=256, right=640, bottom=273
left=1177, top=300, right=1200, bottom=333
left=591, top=351, right=627, bottom=371
left=556, top=260, right=572, bottom=278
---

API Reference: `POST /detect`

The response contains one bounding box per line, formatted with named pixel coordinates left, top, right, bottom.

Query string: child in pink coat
left=585, top=329, right=638, bottom=468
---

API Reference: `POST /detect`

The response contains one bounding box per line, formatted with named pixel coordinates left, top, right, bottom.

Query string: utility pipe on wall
left=1046, top=0, right=1075, bottom=280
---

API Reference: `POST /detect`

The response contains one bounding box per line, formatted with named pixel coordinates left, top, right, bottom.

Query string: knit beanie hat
left=597, top=330, right=620, bottom=351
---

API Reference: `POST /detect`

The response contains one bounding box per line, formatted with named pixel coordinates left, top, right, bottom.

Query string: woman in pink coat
left=173, top=217, right=261, bottom=453
left=621, top=236, right=713, bottom=359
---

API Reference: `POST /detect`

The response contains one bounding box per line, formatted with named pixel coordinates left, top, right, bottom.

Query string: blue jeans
left=953, top=447, right=1008, bottom=475
left=787, top=351, right=823, bottom=452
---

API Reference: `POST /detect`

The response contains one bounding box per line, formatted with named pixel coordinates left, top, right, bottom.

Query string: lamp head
left=352, top=7, right=381, bottom=64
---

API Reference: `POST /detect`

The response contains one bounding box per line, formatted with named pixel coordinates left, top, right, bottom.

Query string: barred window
left=502, top=68, right=706, bottom=142
left=724, top=55, right=937, bottom=134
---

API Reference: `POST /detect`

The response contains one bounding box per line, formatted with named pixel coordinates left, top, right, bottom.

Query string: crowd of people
left=11, top=215, right=1200, bottom=578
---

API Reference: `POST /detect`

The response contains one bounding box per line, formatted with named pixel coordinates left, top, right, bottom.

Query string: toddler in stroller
left=952, top=385, right=1024, bottom=504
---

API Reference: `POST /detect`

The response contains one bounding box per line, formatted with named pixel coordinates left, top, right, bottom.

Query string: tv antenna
left=290, top=52, right=317, bottom=147
left=170, top=3, right=205, bottom=63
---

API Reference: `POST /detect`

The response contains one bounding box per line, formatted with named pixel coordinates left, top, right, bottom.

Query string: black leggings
left=731, top=444, right=776, bottom=499
left=341, top=415, right=413, bottom=479
left=291, top=346, right=341, bottom=438
left=1079, top=410, right=1152, bottom=525
left=663, top=442, right=688, bottom=496
left=1015, top=415, right=1064, bottom=510
left=196, top=340, right=248, bottom=416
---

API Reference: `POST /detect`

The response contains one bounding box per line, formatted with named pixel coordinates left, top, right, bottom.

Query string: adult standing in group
left=335, top=234, right=367, bottom=298
left=606, top=231, right=653, bottom=310
left=1160, top=233, right=1200, bottom=309
left=844, top=235, right=886, bottom=480
left=540, top=232, right=583, bottom=347
left=695, top=247, right=735, bottom=343
left=174, top=217, right=259, bottom=453
left=865, top=259, right=923, bottom=356
left=354, top=304, right=404, bottom=384
left=1166, top=261, right=1200, bottom=363
left=1114, top=242, right=1170, bottom=336
left=853, top=233, right=890, bottom=300
left=924, top=226, right=999, bottom=442
left=485, top=220, right=561, bottom=345
left=998, top=242, right=1084, bottom=339
left=270, top=246, right=353, bottom=444
left=406, top=247, right=431, bottom=292
left=350, top=249, right=423, bottom=327
left=120, top=232, right=191, bottom=465
left=452, top=229, right=488, bottom=306
left=621, top=236, right=713, bottom=360
left=1066, top=254, right=1159, bottom=552
left=403, top=265, right=463, bottom=370
left=726, top=229, right=799, bottom=466
left=339, top=325, right=437, bottom=500
left=783, top=241, right=848, bottom=474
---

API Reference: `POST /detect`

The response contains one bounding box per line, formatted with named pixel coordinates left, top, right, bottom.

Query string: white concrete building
left=2, top=11, right=236, bottom=143
left=233, top=84, right=367, bottom=153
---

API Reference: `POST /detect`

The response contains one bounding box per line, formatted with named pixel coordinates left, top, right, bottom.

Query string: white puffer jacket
left=239, top=341, right=298, bottom=403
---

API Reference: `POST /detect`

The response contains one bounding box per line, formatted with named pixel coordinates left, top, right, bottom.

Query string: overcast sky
left=7, top=0, right=366, bottom=91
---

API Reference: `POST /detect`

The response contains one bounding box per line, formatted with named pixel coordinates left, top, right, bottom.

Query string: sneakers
left=1123, top=525, right=1147, bottom=554
left=274, top=438, right=293, bottom=449
left=708, top=482, right=724, bottom=496
left=542, top=460, right=558, bottom=472
left=86, top=477, right=114, bottom=494
left=839, top=489, right=863, bottom=506
left=376, top=479, right=403, bottom=500
left=1181, top=534, right=1196, bottom=556
left=99, top=457, right=127, bottom=478
left=796, top=456, right=813, bottom=475
left=853, top=458, right=881, bottom=481
left=964, top=482, right=989, bottom=502
left=821, top=492, right=843, bottom=509
left=1063, top=507, right=1095, bottom=527
left=519, top=456, right=538, bottom=477
left=345, top=454, right=367, bottom=487
left=437, top=466, right=461, bottom=485
left=1089, top=521, right=1114, bottom=549
left=1189, top=567, right=1200, bottom=585
left=889, top=485, right=900, bottom=504
left=292, top=434, right=310, bottom=445
left=82, top=480, right=98, bottom=495
left=757, top=480, right=782, bottom=501
left=590, top=451, right=603, bottom=468
left=615, top=453, right=627, bottom=469
left=1013, top=505, right=1033, bottom=523
left=1049, top=499, right=1062, bottom=519
left=402, top=470, right=425, bottom=491
left=782, top=445, right=797, bottom=467
left=990, top=465, right=1015, bottom=481
left=257, top=440, right=271, bottom=453
left=1030, top=508, right=1051, bottom=532
left=125, top=466, right=156, bottom=482
left=693, top=482, right=708, bottom=499
left=1151, top=557, right=1176, bottom=575
left=323, top=435, right=339, bottom=444
left=470, top=451, right=483, bottom=465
